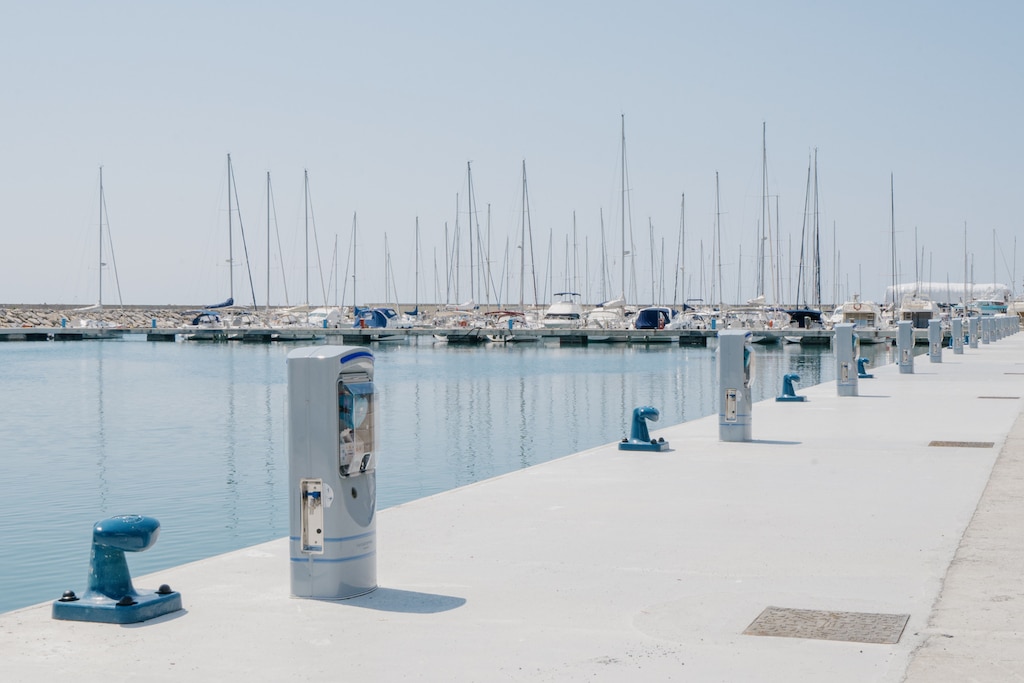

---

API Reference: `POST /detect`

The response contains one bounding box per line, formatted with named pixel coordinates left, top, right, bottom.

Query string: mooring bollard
left=776, top=373, right=806, bottom=402
left=619, top=406, right=669, bottom=451
left=52, top=515, right=182, bottom=624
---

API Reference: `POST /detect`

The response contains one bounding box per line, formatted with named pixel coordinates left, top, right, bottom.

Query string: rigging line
left=100, top=185, right=124, bottom=308
left=268, top=175, right=290, bottom=306
left=229, top=161, right=259, bottom=309
left=524, top=163, right=539, bottom=307
left=304, top=177, right=330, bottom=308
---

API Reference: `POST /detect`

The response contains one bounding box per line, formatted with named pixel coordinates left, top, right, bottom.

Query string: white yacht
left=541, top=292, right=584, bottom=328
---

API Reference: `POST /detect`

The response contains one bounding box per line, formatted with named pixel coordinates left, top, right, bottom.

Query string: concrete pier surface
left=2, top=337, right=1023, bottom=681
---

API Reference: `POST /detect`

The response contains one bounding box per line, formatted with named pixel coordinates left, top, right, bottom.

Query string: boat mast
left=673, top=193, right=684, bottom=308
left=813, top=149, right=821, bottom=307
left=620, top=114, right=627, bottom=302
left=98, top=165, right=104, bottom=308
left=304, top=169, right=310, bottom=307
left=649, top=218, right=655, bottom=305
left=415, top=217, right=420, bottom=313
left=351, top=212, right=358, bottom=309
left=599, top=209, right=608, bottom=302
left=519, top=160, right=539, bottom=309
left=467, top=161, right=475, bottom=304
left=758, top=123, right=766, bottom=299
left=964, top=221, right=968, bottom=311
left=384, top=232, right=390, bottom=306
left=266, top=172, right=271, bottom=313
left=715, top=171, right=723, bottom=309
left=227, top=154, right=234, bottom=303
left=890, top=174, right=897, bottom=310
left=520, top=164, right=526, bottom=309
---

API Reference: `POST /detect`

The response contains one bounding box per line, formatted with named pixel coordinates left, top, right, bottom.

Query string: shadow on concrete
left=344, top=587, right=466, bottom=614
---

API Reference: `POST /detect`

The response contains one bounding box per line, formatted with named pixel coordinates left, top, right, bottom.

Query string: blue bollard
left=52, top=515, right=182, bottom=624
left=857, top=357, right=874, bottom=378
left=619, top=405, right=669, bottom=451
left=776, top=373, right=807, bottom=402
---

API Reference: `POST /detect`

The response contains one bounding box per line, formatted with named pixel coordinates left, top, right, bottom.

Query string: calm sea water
left=0, top=336, right=894, bottom=614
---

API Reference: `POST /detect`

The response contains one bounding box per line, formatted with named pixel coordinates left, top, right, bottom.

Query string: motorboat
left=353, top=306, right=412, bottom=341
left=585, top=295, right=627, bottom=330
left=833, top=296, right=889, bottom=343
left=305, top=307, right=347, bottom=328
left=631, top=306, right=674, bottom=330
left=485, top=311, right=542, bottom=343
left=541, top=292, right=584, bottom=328
left=898, top=294, right=941, bottom=329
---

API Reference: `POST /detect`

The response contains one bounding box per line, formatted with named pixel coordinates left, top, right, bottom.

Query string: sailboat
left=750, top=123, right=788, bottom=344
left=188, top=154, right=258, bottom=340
left=794, top=149, right=830, bottom=346
left=487, top=160, right=542, bottom=343
left=76, top=167, right=124, bottom=329
left=584, top=119, right=635, bottom=340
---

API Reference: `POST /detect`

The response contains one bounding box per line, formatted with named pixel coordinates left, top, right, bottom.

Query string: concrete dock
left=2, top=335, right=1023, bottom=681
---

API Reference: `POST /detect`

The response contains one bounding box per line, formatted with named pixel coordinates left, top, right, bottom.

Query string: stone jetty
left=0, top=305, right=196, bottom=329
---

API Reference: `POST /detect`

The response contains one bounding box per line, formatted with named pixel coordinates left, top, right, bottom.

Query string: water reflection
left=94, top=342, right=109, bottom=509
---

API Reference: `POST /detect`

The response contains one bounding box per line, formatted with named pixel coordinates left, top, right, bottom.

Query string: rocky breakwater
left=0, top=306, right=195, bottom=329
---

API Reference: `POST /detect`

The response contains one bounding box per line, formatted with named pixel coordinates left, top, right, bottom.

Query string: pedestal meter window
left=339, top=379, right=374, bottom=476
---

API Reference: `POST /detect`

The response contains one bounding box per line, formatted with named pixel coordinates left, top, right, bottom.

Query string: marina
left=0, top=324, right=1021, bottom=680
left=0, top=323, right=932, bottom=346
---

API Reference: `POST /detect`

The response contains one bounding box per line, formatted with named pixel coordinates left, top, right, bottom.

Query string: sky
left=1, top=1, right=1021, bottom=308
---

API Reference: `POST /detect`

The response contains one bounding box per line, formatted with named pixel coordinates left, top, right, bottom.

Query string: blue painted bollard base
left=52, top=589, right=182, bottom=624
left=619, top=438, right=670, bottom=452
left=775, top=395, right=807, bottom=403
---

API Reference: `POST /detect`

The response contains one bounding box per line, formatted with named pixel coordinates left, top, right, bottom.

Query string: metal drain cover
left=744, top=607, right=909, bottom=644
left=978, top=396, right=1020, bottom=399
left=928, top=440, right=994, bottom=448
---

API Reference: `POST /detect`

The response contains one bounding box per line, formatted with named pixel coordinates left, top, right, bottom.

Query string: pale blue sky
left=1, top=1, right=1020, bottom=307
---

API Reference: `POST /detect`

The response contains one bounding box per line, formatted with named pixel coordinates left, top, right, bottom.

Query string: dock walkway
left=2, top=335, right=1023, bottom=681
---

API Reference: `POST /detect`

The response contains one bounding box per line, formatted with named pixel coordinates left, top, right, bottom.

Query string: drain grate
left=743, top=606, right=909, bottom=644
left=978, top=396, right=1020, bottom=399
left=928, top=440, right=994, bottom=448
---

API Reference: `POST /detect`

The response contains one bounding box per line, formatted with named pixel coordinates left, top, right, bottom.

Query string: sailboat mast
left=520, top=163, right=526, bottom=309
left=266, top=172, right=271, bottom=313
left=98, top=165, right=104, bottom=308
left=759, top=123, right=766, bottom=298
left=415, top=217, right=420, bottom=312
left=227, top=154, right=234, bottom=302
left=673, top=193, right=684, bottom=308
left=890, top=174, right=897, bottom=309
left=964, top=221, right=969, bottom=309
left=467, top=161, right=475, bottom=303
left=380, top=235, right=387, bottom=305
left=351, top=212, right=358, bottom=309
left=572, top=211, right=579, bottom=300
left=813, top=149, right=821, bottom=307
left=649, top=218, right=655, bottom=305
left=599, top=209, right=607, bottom=302
left=715, top=171, right=723, bottom=308
left=620, top=114, right=626, bottom=301
left=304, top=169, right=310, bottom=307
